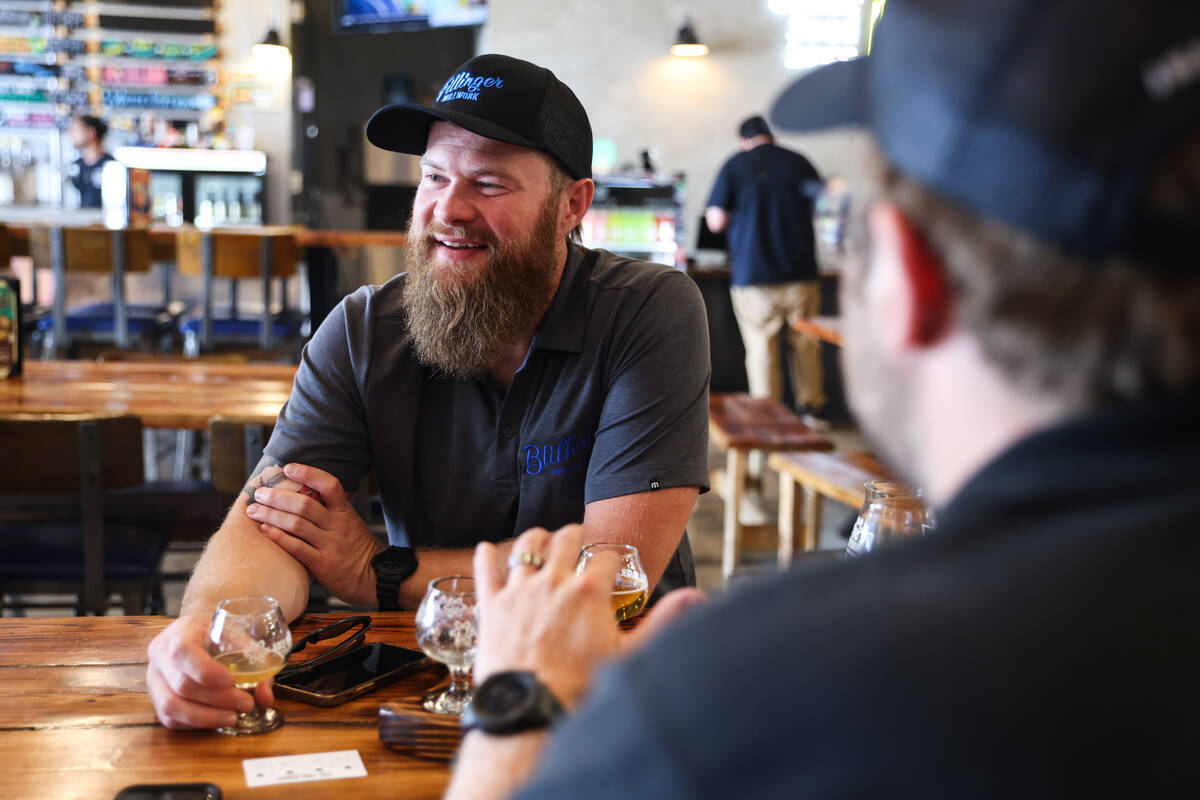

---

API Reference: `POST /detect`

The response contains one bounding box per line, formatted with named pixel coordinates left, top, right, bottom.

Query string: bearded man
left=145, top=54, right=710, bottom=731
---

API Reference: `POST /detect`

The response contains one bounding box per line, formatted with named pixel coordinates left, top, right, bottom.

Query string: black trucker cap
left=770, top=0, right=1200, bottom=266
left=366, top=54, right=593, bottom=181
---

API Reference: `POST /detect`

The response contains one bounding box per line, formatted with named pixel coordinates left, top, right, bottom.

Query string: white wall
left=481, top=0, right=869, bottom=250
left=218, top=1, right=293, bottom=224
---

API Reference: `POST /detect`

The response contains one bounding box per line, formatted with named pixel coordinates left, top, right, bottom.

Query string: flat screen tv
left=336, top=0, right=487, bottom=33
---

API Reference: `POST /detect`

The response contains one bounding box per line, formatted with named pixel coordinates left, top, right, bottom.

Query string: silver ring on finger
left=507, top=550, right=546, bottom=571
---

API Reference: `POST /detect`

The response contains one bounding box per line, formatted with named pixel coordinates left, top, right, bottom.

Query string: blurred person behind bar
left=440, top=1, right=1200, bottom=798
left=67, top=115, right=112, bottom=209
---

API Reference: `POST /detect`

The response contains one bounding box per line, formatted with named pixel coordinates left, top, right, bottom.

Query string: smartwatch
left=461, top=670, right=565, bottom=735
left=371, top=546, right=418, bottom=611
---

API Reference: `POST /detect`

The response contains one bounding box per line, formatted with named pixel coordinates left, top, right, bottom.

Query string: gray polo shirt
left=266, top=244, right=711, bottom=595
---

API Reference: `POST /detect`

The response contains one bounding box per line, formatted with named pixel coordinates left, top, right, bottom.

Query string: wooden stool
left=28, top=225, right=157, bottom=354
left=708, top=392, right=834, bottom=578
left=176, top=227, right=302, bottom=356
left=767, top=450, right=890, bottom=565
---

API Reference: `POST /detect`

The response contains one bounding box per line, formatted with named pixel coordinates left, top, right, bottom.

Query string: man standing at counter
left=145, top=54, right=710, bottom=730
left=442, top=1, right=1200, bottom=797
left=705, top=115, right=825, bottom=425
left=67, top=115, right=113, bottom=209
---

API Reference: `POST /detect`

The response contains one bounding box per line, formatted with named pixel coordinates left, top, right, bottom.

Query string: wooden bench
left=708, top=392, right=834, bottom=578
left=767, top=450, right=890, bottom=565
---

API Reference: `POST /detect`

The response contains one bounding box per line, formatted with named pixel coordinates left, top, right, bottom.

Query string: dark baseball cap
left=366, top=53, right=593, bottom=180
left=770, top=0, right=1200, bottom=266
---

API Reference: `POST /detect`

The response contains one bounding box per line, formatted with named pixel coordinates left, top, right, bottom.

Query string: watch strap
left=372, top=546, right=417, bottom=611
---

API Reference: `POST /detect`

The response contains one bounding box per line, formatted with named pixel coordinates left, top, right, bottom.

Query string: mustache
left=419, top=224, right=499, bottom=249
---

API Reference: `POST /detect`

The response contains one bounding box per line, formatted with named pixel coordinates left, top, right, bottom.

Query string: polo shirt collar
left=532, top=243, right=589, bottom=354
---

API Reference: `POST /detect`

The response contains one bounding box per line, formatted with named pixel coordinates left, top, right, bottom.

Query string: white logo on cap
left=1144, top=36, right=1200, bottom=100
left=436, top=71, right=504, bottom=103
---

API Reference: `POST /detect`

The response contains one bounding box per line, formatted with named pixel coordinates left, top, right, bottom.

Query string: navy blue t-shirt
left=706, top=143, right=821, bottom=286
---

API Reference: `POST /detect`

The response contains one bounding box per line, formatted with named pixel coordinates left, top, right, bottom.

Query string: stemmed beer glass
left=576, top=543, right=649, bottom=622
left=415, top=576, right=478, bottom=715
left=845, top=480, right=935, bottom=557
left=207, top=595, right=292, bottom=735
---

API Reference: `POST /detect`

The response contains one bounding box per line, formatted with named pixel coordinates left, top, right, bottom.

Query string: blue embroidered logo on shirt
left=436, top=71, right=504, bottom=103
left=524, top=430, right=596, bottom=476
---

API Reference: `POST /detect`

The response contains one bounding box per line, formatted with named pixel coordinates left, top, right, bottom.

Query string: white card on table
left=242, top=749, right=368, bottom=787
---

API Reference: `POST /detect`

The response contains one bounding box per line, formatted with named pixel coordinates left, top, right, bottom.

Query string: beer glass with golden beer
left=576, top=543, right=649, bottom=622
left=207, top=595, right=292, bottom=735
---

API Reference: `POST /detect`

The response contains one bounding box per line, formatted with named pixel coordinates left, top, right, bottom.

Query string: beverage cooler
left=582, top=174, right=685, bottom=269
left=101, top=147, right=267, bottom=228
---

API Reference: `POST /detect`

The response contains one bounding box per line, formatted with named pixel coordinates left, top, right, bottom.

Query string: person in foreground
left=145, top=54, right=710, bottom=730
left=445, top=1, right=1200, bottom=797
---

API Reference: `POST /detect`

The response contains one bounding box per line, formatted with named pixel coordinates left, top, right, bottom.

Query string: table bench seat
left=708, top=392, right=834, bottom=578
left=767, top=450, right=890, bottom=564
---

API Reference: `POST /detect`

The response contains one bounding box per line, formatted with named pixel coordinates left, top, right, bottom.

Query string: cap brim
left=769, top=57, right=868, bottom=133
left=365, top=103, right=544, bottom=156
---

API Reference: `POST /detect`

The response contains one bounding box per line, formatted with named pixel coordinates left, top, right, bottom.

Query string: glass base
left=422, top=686, right=473, bottom=715
left=216, top=706, right=283, bottom=736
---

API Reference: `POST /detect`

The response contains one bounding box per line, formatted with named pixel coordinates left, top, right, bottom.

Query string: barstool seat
left=175, top=228, right=306, bottom=358
left=27, top=225, right=167, bottom=355
left=38, top=302, right=176, bottom=337
left=179, top=308, right=306, bottom=341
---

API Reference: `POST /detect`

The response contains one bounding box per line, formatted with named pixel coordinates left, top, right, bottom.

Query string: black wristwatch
left=461, top=671, right=565, bottom=735
left=371, top=546, right=418, bottom=611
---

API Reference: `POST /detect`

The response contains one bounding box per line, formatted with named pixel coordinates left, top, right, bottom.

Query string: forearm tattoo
left=242, top=457, right=287, bottom=504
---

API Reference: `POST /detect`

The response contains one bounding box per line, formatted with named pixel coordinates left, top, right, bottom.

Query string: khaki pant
left=730, top=281, right=825, bottom=410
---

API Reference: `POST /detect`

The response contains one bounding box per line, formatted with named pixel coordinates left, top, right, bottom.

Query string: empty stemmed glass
left=576, top=543, right=649, bottom=622
left=207, top=595, right=292, bottom=735
left=845, top=480, right=935, bottom=557
left=415, top=576, right=478, bottom=715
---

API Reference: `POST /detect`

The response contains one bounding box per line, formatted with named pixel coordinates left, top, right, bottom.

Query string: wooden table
left=0, top=360, right=296, bottom=430
left=3, top=223, right=408, bottom=255
left=790, top=315, right=842, bottom=347
left=0, top=613, right=454, bottom=800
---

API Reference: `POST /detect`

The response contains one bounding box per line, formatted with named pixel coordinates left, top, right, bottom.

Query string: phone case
left=113, top=783, right=221, bottom=800
left=273, top=644, right=432, bottom=707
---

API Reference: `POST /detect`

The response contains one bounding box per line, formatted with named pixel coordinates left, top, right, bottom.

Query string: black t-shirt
left=706, top=143, right=822, bottom=286
left=69, top=153, right=113, bottom=208
left=514, top=390, right=1200, bottom=798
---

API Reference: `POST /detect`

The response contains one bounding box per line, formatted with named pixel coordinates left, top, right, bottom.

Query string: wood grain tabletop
left=0, top=613, right=455, bottom=800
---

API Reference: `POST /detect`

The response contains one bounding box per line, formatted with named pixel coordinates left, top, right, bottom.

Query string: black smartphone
left=274, top=642, right=432, bottom=706
left=113, top=784, right=221, bottom=800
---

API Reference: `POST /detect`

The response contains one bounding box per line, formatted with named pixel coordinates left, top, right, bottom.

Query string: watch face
left=375, top=547, right=415, bottom=574
left=480, top=673, right=531, bottom=716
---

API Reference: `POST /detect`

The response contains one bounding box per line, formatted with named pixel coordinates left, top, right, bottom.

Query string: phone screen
left=114, top=785, right=220, bottom=800
left=276, top=642, right=427, bottom=694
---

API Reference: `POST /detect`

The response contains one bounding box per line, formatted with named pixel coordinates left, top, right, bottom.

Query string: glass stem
left=447, top=666, right=472, bottom=696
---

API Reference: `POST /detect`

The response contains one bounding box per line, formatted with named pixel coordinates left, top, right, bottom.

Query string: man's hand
left=145, top=614, right=274, bottom=730
left=474, top=525, right=621, bottom=709
left=248, top=463, right=384, bottom=608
